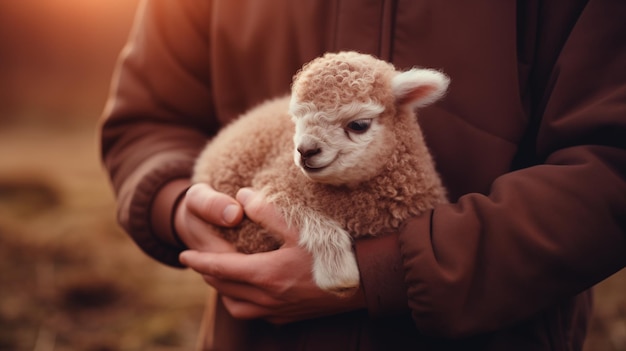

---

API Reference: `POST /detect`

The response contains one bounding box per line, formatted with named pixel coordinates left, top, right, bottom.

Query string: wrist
left=354, top=232, right=409, bottom=317
left=150, top=178, right=191, bottom=249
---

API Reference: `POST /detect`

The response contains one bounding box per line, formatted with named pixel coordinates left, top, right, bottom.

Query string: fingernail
left=223, top=204, right=240, bottom=224
left=179, top=251, right=191, bottom=265
left=236, top=188, right=255, bottom=205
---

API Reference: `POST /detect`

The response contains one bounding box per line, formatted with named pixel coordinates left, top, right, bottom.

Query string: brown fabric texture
left=100, top=0, right=626, bottom=349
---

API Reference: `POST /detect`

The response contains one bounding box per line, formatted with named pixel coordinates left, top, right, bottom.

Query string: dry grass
left=0, top=122, right=624, bottom=350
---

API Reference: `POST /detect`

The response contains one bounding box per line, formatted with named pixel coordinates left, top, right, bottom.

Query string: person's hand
left=179, top=188, right=367, bottom=324
left=174, top=183, right=242, bottom=253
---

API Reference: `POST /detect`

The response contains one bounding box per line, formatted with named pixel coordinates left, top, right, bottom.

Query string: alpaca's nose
left=297, top=146, right=321, bottom=160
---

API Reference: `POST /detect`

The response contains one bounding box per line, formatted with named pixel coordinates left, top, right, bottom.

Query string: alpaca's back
left=193, top=96, right=295, bottom=253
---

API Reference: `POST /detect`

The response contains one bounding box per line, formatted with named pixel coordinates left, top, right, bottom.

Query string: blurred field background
left=0, top=1, right=208, bottom=350
left=0, top=1, right=624, bottom=350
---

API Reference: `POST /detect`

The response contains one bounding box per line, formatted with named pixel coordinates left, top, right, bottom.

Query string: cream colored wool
left=193, top=51, right=449, bottom=294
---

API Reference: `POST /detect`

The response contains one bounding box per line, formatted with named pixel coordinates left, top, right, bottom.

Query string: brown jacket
left=100, top=0, right=626, bottom=350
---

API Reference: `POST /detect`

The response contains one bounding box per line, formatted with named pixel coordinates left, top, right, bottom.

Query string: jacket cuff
left=354, top=232, right=409, bottom=318
left=126, top=160, right=194, bottom=268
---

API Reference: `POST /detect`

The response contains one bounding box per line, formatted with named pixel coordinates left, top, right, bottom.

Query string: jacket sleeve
left=99, top=0, right=215, bottom=267
left=356, top=0, right=626, bottom=338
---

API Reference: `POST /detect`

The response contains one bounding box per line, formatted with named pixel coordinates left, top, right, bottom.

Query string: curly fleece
left=292, top=51, right=396, bottom=108
left=192, top=52, right=447, bottom=254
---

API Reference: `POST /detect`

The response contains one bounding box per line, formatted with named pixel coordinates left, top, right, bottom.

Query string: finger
left=236, top=188, right=299, bottom=246
left=186, top=183, right=243, bottom=227
left=221, top=296, right=276, bottom=320
left=201, top=274, right=280, bottom=308
left=179, top=250, right=266, bottom=284
left=221, top=294, right=340, bottom=325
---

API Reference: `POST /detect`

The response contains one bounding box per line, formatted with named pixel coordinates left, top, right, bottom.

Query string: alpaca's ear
left=391, top=69, right=450, bottom=108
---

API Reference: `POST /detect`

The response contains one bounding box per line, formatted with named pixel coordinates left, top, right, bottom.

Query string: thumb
left=186, top=183, right=243, bottom=227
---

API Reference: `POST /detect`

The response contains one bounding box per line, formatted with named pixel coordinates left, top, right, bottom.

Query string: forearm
left=397, top=147, right=625, bottom=338
left=102, top=126, right=201, bottom=266
left=99, top=0, right=215, bottom=266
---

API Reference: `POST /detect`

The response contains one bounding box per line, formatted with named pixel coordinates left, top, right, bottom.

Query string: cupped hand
left=179, top=188, right=366, bottom=324
left=174, top=183, right=241, bottom=253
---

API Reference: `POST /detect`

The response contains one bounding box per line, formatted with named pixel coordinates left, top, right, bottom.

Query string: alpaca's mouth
left=302, top=164, right=327, bottom=173
left=300, top=154, right=337, bottom=173
left=301, top=157, right=329, bottom=172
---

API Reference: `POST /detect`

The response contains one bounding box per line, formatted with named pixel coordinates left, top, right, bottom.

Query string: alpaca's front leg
left=297, top=213, right=360, bottom=296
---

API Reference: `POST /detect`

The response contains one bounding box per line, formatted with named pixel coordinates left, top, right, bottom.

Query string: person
left=99, top=0, right=626, bottom=350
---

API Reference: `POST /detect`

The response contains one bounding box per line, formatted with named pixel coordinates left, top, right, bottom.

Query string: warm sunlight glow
left=0, top=0, right=140, bottom=121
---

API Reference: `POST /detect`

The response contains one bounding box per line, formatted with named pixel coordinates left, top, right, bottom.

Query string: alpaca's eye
left=346, top=119, right=372, bottom=134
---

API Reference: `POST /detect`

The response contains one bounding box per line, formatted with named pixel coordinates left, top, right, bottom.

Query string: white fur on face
left=289, top=98, right=389, bottom=186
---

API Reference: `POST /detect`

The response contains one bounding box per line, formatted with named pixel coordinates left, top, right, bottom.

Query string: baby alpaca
left=193, top=51, right=449, bottom=295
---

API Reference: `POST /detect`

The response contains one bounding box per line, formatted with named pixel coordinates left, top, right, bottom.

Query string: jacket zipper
left=379, top=0, right=397, bottom=62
